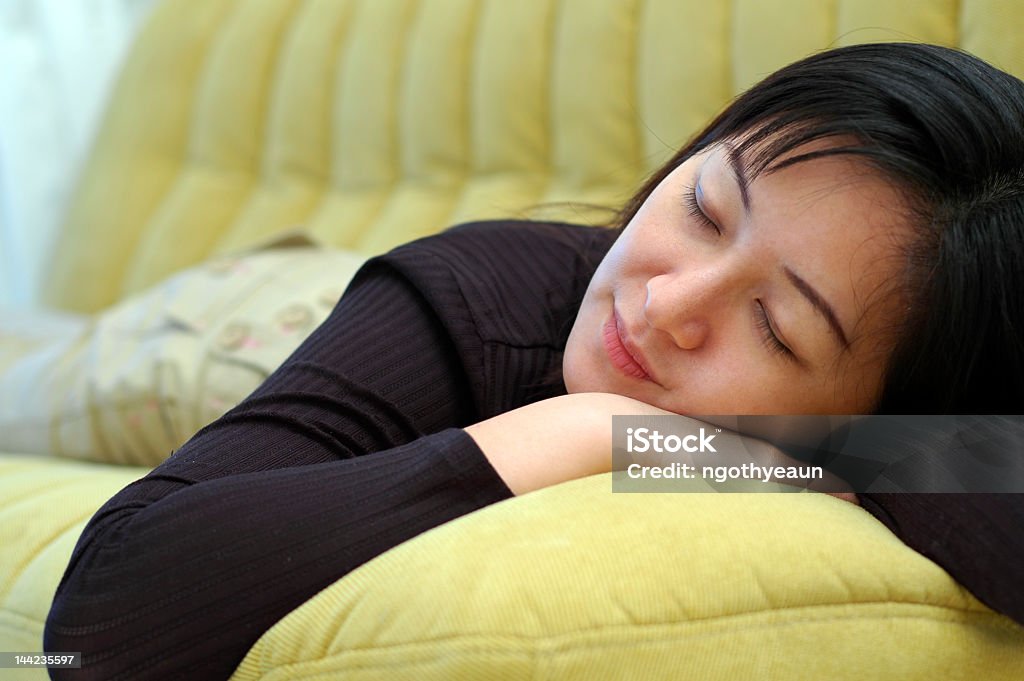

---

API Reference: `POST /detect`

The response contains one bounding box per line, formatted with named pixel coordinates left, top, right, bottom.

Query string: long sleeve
left=859, top=493, right=1024, bottom=624
left=44, top=251, right=516, bottom=680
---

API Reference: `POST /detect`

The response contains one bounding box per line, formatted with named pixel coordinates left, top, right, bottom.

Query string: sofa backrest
left=42, top=0, right=1024, bottom=312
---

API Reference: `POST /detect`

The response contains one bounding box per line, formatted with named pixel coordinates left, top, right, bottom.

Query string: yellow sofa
left=3, top=1, right=1024, bottom=678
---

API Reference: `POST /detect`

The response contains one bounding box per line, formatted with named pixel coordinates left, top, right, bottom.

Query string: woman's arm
left=465, top=392, right=656, bottom=494
left=859, top=494, right=1024, bottom=624
left=46, top=429, right=513, bottom=681
left=44, top=259, right=491, bottom=681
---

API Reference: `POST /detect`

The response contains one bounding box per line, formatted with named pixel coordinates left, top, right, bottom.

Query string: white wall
left=0, top=0, right=159, bottom=310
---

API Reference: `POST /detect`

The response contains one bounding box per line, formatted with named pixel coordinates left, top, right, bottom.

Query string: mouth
left=602, top=307, right=656, bottom=383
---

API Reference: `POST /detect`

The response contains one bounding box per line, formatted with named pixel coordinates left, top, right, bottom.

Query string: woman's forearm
left=45, top=430, right=513, bottom=681
left=467, top=392, right=705, bottom=495
left=465, top=393, right=620, bottom=494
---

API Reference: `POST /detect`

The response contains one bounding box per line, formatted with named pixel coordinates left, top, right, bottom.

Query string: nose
left=643, top=266, right=737, bottom=350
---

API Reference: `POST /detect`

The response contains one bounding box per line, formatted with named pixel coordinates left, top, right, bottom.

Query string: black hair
left=613, top=42, right=1024, bottom=414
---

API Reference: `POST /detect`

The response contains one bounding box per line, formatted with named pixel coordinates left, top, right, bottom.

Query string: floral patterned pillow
left=0, top=235, right=366, bottom=467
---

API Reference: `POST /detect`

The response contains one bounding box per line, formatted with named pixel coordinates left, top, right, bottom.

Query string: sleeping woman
left=45, top=42, right=1024, bottom=680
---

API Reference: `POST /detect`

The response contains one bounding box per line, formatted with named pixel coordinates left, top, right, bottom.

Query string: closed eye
left=682, top=183, right=720, bottom=234
left=755, top=300, right=796, bottom=361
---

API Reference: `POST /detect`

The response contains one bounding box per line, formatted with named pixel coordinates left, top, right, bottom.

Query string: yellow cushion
left=0, top=234, right=365, bottom=467
left=232, top=476, right=1024, bottom=680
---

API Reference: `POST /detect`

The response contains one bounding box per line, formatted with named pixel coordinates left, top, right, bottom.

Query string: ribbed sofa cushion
left=42, top=0, right=1024, bottom=313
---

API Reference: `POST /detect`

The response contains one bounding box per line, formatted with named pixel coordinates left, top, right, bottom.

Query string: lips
left=602, top=308, right=655, bottom=382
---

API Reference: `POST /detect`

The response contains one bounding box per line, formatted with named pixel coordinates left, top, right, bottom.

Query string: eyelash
left=754, top=301, right=795, bottom=360
left=681, top=183, right=720, bottom=234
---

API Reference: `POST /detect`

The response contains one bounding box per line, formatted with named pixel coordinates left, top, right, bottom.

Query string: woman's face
left=563, top=141, right=913, bottom=415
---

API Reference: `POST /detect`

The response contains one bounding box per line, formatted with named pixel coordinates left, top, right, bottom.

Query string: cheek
left=683, top=359, right=768, bottom=412
left=669, top=345, right=840, bottom=415
left=562, top=287, right=608, bottom=393
left=561, top=327, right=588, bottom=394
left=591, top=238, right=635, bottom=282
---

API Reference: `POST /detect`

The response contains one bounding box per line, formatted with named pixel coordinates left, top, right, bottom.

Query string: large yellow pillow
left=232, top=475, right=1024, bottom=680
left=0, top=232, right=366, bottom=467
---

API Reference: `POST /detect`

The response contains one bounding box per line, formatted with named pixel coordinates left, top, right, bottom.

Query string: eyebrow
left=783, top=267, right=851, bottom=350
left=725, top=144, right=752, bottom=214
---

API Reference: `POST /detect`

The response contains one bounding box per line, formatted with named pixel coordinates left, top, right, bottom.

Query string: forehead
left=702, top=138, right=911, bottom=234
